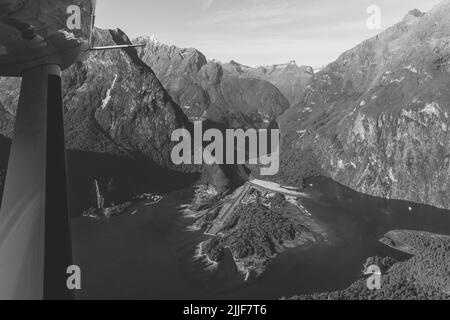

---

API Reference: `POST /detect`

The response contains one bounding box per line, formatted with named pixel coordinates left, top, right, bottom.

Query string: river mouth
left=71, top=177, right=450, bottom=300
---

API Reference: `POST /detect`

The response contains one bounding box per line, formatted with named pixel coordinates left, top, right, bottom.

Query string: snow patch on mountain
left=101, top=74, right=118, bottom=110
left=420, top=102, right=441, bottom=117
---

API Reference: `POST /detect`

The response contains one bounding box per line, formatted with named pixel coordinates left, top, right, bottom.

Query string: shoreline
left=193, top=241, right=219, bottom=272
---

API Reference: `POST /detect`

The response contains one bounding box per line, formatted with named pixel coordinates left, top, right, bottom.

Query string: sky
left=95, top=0, right=442, bottom=68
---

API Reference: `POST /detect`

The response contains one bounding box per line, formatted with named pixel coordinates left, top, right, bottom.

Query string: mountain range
left=222, top=60, right=313, bottom=105
left=1, top=1, right=450, bottom=212
left=134, top=35, right=290, bottom=129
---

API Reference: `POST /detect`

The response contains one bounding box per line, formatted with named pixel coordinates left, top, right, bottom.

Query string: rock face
left=134, top=36, right=290, bottom=128
left=223, top=60, right=314, bottom=105
left=66, top=28, right=192, bottom=168
left=281, top=1, right=450, bottom=210
left=0, top=28, right=198, bottom=214
left=1, top=28, right=191, bottom=169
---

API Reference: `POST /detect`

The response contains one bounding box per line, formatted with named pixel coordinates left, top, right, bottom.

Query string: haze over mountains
left=1, top=1, right=450, bottom=213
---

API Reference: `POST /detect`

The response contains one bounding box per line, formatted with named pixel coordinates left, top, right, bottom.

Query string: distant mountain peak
left=406, top=8, right=424, bottom=18
left=401, top=8, right=425, bottom=25
left=149, top=35, right=160, bottom=45
left=299, top=65, right=314, bottom=75
left=269, top=61, right=297, bottom=69
left=268, top=61, right=314, bottom=75
left=229, top=60, right=251, bottom=68
left=135, top=34, right=161, bottom=46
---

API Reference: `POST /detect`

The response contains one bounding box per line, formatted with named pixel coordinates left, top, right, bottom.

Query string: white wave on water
left=250, top=179, right=310, bottom=198
left=193, top=242, right=218, bottom=272
left=186, top=224, right=202, bottom=232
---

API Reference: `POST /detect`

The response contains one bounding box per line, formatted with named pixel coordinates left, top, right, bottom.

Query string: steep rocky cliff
left=65, top=28, right=192, bottom=168
left=280, top=1, right=450, bottom=210
left=0, top=28, right=198, bottom=214
left=1, top=28, right=191, bottom=167
left=134, top=36, right=290, bottom=128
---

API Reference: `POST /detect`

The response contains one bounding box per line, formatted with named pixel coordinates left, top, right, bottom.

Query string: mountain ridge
left=134, top=35, right=294, bottom=128
left=280, top=0, right=450, bottom=210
